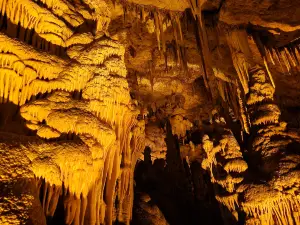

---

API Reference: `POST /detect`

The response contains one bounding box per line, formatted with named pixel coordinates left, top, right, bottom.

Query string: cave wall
left=0, top=0, right=300, bottom=224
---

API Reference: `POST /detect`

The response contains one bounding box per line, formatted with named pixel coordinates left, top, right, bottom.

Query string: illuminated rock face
left=0, top=0, right=300, bottom=224
left=201, top=110, right=248, bottom=223
left=0, top=0, right=145, bottom=224
left=242, top=67, right=300, bottom=225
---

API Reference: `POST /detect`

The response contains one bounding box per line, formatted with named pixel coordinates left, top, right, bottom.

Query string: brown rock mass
left=0, top=0, right=300, bottom=224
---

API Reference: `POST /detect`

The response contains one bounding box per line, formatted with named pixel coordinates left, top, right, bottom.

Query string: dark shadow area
left=45, top=182, right=66, bottom=225
left=46, top=196, right=65, bottom=225
left=133, top=120, right=224, bottom=225
left=0, top=102, right=34, bottom=135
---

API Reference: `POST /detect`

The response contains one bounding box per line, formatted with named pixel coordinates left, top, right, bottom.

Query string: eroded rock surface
left=0, top=0, right=300, bottom=224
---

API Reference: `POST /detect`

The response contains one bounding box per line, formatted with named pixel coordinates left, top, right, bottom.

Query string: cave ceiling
left=0, top=0, right=300, bottom=224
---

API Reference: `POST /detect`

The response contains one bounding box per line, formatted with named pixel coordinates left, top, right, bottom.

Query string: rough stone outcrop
left=0, top=0, right=300, bottom=224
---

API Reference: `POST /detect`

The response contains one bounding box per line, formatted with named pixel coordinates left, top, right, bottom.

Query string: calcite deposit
left=0, top=0, right=300, bottom=224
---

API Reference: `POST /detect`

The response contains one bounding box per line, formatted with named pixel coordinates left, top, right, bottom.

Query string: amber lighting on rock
left=0, top=0, right=300, bottom=225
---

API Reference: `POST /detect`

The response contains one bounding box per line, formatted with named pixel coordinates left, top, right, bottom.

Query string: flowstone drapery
left=0, top=35, right=145, bottom=224
left=1, top=0, right=300, bottom=224
left=0, top=0, right=145, bottom=223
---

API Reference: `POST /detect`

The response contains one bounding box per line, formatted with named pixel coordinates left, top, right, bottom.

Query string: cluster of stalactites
left=22, top=98, right=142, bottom=225
left=216, top=81, right=251, bottom=134
left=226, top=29, right=252, bottom=94
left=201, top=110, right=248, bottom=220
left=212, top=71, right=246, bottom=134
left=256, top=35, right=300, bottom=74
left=241, top=152, right=300, bottom=225
left=0, top=0, right=144, bottom=224
left=0, top=33, right=134, bottom=111
left=34, top=175, right=137, bottom=225
left=219, top=29, right=287, bottom=135
left=35, top=179, right=62, bottom=218
left=120, top=1, right=188, bottom=70
left=251, top=33, right=276, bottom=89
left=242, top=184, right=300, bottom=225
left=120, top=0, right=212, bottom=92
left=17, top=35, right=145, bottom=225
left=214, top=29, right=254, bottom=134
left=0, top=33, right=67, bottom=105
left=0, top=0, right=97, bottom=47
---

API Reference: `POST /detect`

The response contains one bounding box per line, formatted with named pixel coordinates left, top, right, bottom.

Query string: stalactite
left=252, top=33, right=276, bottom=87
left=227, top=83, right=240, bottom=125
left=153, top=11, right=161, bottom=51
left=39, top=182, right=62, bottom=217
left=237, top=87, right=250, bottom=134
left=158, top=12, right=166, bottom=53
left=266, top=47, right=275, bottom=65
left=262, top=40, right=300, bottom=73
left=281, top=50, right=292, bottom=71
left=171, top=14, right=181, bottom=65
left=242, top=185, right=300, bottom=225
left=216, top=193, right=239, bottom=219
left=263, top=58, right=276, bottom=88
left=285, top=47, right=296, bottom=67
left=226, top=29, right=252, bottom=94
left=290, top=48, right=299, bottom=66
left=193, top=12, right=211, bottom=92
left=295, top=46, right=300, bottom=63
left=217, top=80, right=226, bottom=102
left=188, top=0, right=198, bottom=19
left=0, top=0, right=74, bottom=46
left=18, top=37, right=145, bottom=225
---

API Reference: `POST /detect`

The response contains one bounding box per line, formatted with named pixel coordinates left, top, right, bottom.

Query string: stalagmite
left=169, top=115, right=193, bottom=139
left=1, top=0, right=300, bottom=224
left=133, top=193, right=169, bottom=225
left=201, top=110, right=248, bottom=222
left=242, top=65, right=300, bottom=224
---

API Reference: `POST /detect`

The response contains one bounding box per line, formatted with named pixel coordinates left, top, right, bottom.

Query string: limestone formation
left=201, top=110, right=248, bottom=222
left=0, top=0, right=300, bottom=224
